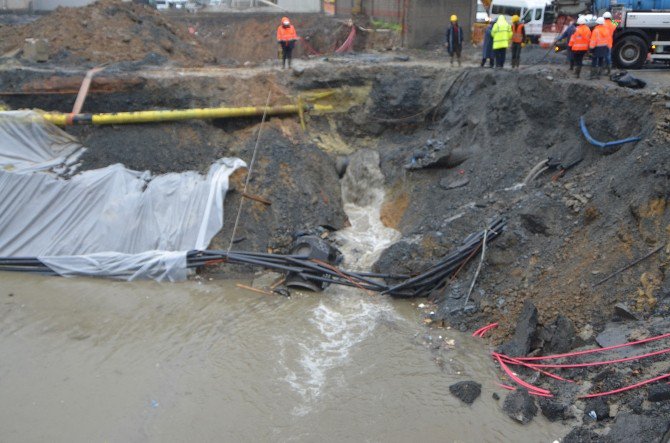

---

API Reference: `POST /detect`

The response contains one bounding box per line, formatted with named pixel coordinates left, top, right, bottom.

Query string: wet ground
left=0, top=273, right=567, bottom=442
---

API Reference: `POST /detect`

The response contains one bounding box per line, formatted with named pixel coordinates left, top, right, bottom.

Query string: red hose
left=335, top=26, right=356, bottom=54
left=580, top=373, right=670, bottom=399
left=495, top=354, right=552, bottom=396
left=498, top=383, right=554, bottom=397
left=512, top=347, right=670, bottom=369
left=494, top=352, right=574, bottom=383
left=514, top=332, right=670, bottom=362
left=472, top=322, right=498, bottom=337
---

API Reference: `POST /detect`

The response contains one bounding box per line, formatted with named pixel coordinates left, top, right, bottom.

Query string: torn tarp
left=0, top=111, right=246, bottom=281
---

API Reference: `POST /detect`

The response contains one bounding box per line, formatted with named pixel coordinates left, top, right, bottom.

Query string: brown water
left=0, top=273, right=567, bottom=442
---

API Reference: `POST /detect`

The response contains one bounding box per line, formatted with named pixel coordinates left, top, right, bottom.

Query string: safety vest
left=277, top=24, right=298, bottom=42
left=491, top=17, right=512, bottom=50
left=590, top=25, right=610, bottom=49
left=569, top=24, right=591, bottom=51
left=512, top=23, right=525, bottom=43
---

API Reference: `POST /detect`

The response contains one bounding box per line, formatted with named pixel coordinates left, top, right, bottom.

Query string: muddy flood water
left=0, top=272, right=567, bottom=442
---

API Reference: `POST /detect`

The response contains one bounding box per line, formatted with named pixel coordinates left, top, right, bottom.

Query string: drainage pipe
left=42, top=103, right=334, bottom=126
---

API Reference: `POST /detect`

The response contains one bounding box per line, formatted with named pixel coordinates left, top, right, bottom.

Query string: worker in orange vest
left=568, top=16, right=591, bottom=78
left=510, top=15, right=526, bottom=69
left=589, top=17, right=610, bottom=79
left=603, top=11, right=617, bottom=74
left=277, top=16, right=299, bottom=69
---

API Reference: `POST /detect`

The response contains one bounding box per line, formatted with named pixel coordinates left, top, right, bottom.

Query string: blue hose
left=580, top=116, right=641, bottom=151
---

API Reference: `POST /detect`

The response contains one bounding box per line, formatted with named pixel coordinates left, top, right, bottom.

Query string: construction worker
left=491, top=14, right=513, bottom=68
left=603, top=11, right=617, bottom=74
left=481, top=19, right=495, bottom=68
left=568, top=15, right=591, bottom=78
left=510, top=15, right=526, bottom=68
left=277, top=16, right=298, bottom=69
left=589, top=16, right=610, bottom=79
left=445, top=14, right=464, bottom=66
left=555, top=19, right=576, bottom=70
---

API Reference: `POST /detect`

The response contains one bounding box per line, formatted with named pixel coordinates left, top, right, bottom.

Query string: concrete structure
left=405, top=0, right=475, bottom=48
left=277, top=0, right=320, bottom=11
left=334, top=0, right=475, bottom=48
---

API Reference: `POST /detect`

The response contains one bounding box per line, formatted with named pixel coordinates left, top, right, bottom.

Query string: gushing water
left=278, top=149, right=402, bottom=414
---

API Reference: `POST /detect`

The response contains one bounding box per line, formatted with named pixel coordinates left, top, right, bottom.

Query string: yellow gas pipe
left=41, top=103, right=334, bottom=126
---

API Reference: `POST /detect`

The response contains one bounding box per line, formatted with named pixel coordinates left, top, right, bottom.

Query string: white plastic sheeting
left=0, top=110, right=85, bottom=174
left=0, top=111, right=246, bottom=281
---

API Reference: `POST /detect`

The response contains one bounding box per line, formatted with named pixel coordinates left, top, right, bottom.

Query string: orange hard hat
left=281, top=16, right=290, bottom=26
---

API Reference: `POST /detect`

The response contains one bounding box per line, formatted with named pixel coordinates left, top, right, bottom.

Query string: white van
left=521, top=0, right=555, bottom=42
left=489, top=0, right=528, bottom=22
left=476, top=1, right=490, bottom=22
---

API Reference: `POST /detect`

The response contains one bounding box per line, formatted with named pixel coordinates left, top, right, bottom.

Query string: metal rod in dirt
left=592, top=244, right=664, bottom=288
left=463, top=228, right=488, bottom=307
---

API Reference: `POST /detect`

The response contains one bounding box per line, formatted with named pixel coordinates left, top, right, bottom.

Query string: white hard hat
left=596, top=16, right=605, bottom=24
left=603, top=11, right=612, bottom=18
left=577, top=16, right=586, bottom=25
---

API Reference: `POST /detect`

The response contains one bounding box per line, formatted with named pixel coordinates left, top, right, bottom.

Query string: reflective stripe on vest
left=569, top=25, right=590, bottom=51
left=590, top=25, right=609, bottom=48
left=512, top=23, right=524, bottom=43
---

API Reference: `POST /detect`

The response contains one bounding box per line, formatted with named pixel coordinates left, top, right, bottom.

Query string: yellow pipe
left=41, top=103, right=335, bottom=126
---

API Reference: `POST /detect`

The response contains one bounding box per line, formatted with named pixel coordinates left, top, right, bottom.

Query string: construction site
left=1, top=0, right=670, bottom=441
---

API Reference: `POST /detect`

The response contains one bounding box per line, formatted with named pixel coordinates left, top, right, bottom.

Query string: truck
left=551, top=0, right=670, bottom=68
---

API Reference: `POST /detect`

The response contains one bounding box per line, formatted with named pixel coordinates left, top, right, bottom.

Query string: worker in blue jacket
left=556, top=19, right=576, bottom=70
left=445, top=14, right=465, bottom=66
left=481, top=19, right=494, bottom=68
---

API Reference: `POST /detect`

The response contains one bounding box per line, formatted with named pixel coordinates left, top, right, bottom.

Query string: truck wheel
left=613, top=35, right=648, bottom=69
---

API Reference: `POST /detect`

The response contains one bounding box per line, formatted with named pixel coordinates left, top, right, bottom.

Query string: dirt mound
left=0, top=0, right=215, bottom=66
left=169, top=12, right=354, bottom=66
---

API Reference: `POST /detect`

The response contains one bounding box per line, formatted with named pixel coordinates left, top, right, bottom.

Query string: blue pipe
left=580, top=116, right=641, bottom=151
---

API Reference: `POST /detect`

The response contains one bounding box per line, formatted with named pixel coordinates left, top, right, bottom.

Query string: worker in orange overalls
left=568, top=15, right=591, bottom=78
left=277, top=16, right=299, bottom=69
left=510, top=15, right=526, bottom=69
left=589, top=16, right=610, bottom=79
left=603, top=11, right=617, bottom=74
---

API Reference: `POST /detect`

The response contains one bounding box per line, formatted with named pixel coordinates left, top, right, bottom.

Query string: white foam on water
left=280, top=296, right=398, bottom=416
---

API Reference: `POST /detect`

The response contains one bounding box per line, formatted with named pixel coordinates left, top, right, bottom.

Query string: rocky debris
left=563, top=427, right=600, bottom=443
left=605, top=413, right=669, bottom=443
left=405, top=139, right=471, bottom=170
left=439, top=174, right=469, bottom=190
left=539, top=314, right=576, bottom=355
left=449, top=381, right=482, bottom=405
left=538, top=396, right=573, bottom=422
left=502, top=389, right=538, bottom=424
left=498, top=300, right=538, bottom=357
left=613, top=302, right=640, bottom=321
left=519, top=213, right=549, bottom=236
left=584, top=397, right=610, bottom=421
left=648, top=384, right=670, bottom=402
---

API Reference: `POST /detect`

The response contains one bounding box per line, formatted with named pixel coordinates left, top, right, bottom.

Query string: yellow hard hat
left=450, top=14, right=457, bottom=21
left=512, top=14, right=520, bottom=22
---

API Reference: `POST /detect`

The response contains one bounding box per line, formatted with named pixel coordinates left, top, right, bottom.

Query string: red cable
left=472, top=322, right=498, bottom=337
left=495, top=354, right=552, bottom=396
left=514, top=332, right=670, bottom=362
left=498, top=383, right=554, bottom=397
left=579, top=373, right=670, bottom=399
left=494, top=353, right=574, bottom=383
left=511, top=347, right=670, bottom=369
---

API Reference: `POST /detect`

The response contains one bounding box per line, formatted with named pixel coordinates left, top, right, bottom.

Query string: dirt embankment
left=0, top=3, right=396, bottom=68
left=0, top=0, right=215, bottom=66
